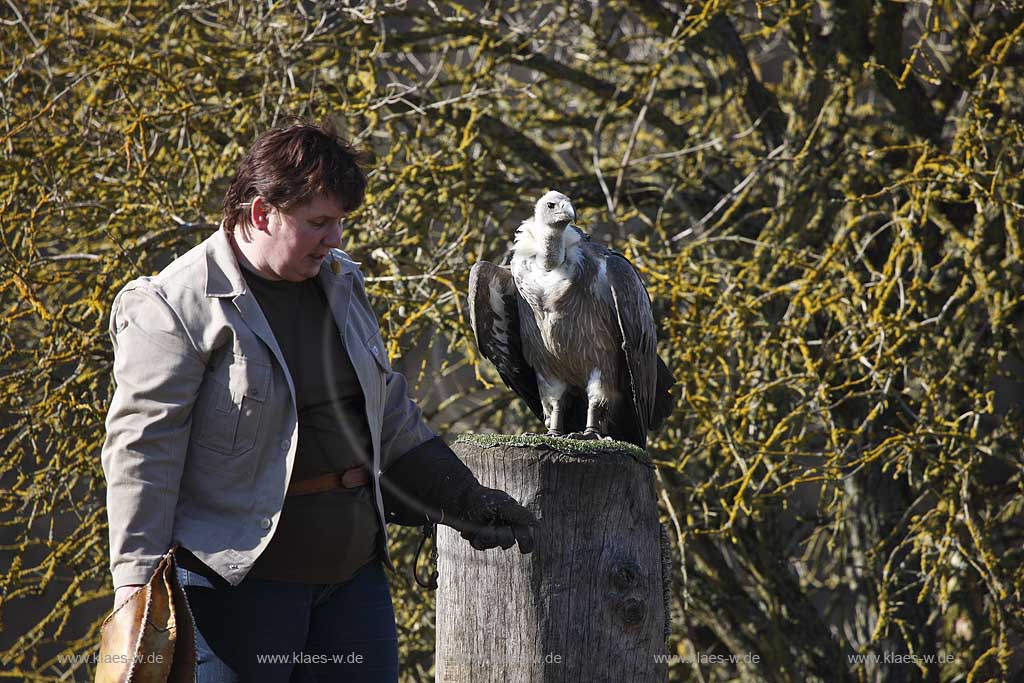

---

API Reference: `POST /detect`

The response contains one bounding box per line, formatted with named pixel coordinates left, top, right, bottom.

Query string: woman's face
left=246, top=194, right=346, bottom=281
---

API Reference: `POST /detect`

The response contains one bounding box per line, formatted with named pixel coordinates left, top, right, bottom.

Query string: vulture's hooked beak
left=556, top=200, right=576, bottom=224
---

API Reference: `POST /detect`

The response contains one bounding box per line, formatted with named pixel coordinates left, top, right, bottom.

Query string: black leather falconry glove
left=451, top=485, right=537, bottom=553
left=380, top=436, right=538, bottom=554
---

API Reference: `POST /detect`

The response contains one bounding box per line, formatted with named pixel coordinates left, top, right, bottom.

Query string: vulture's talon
left=566, top=430, right=601, bottom=440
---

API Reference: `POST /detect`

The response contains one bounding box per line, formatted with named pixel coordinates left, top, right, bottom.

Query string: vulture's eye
left=546, top=202, right=556, bottom=209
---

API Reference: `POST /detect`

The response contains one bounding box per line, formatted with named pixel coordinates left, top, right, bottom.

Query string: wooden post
left=435, top=436, right=669, bottom=683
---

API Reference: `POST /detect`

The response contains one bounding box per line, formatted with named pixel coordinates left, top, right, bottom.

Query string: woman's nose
left=323, top=220, right=344, bottom=247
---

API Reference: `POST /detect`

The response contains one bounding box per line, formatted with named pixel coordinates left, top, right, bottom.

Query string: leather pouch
left=95, top=545, right=197, bottom=683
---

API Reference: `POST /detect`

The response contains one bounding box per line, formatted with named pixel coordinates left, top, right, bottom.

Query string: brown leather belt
left=286, top=466, right=371, bottom=496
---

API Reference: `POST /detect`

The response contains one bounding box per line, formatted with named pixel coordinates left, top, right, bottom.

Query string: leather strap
left=286, top=466, right=370, bottom=496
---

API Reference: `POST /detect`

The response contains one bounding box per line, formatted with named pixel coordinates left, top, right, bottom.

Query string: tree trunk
left=435, top=438, right=668, bottom=683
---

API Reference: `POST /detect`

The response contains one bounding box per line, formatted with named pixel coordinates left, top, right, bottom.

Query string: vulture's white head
left=534, top=190, right=575, bottom=229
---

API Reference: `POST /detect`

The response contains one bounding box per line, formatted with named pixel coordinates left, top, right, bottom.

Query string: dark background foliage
left=1, top=1, right=1022, bottom=681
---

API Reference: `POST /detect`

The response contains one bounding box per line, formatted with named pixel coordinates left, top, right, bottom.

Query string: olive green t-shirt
left=180, top=264, right=381, bottom=584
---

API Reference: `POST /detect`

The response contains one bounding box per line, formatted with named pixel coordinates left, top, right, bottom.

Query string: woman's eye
left=309, top=218, right=344, bottom=230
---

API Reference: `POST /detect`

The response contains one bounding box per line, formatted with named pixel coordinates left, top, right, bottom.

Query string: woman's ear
left=250, top=196, right=272, bottom=232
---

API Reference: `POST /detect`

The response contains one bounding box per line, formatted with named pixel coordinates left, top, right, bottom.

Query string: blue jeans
left=176, top=560, right=399, bottom=683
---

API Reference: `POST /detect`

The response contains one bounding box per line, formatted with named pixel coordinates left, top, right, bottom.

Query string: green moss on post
left=453, top=432, right=651, bottom=464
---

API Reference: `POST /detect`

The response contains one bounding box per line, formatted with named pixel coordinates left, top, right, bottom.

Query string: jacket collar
left=319, top=247, right=362, bottom=280
left=316, top=249, right=360, bottom=340
left=204, top=228, right=362, bottom=297
left=204, top=228, right=247, bottom=298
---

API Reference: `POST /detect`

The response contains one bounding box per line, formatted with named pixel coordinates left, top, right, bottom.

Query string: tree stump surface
left=435, top=435, right=668, bottom=683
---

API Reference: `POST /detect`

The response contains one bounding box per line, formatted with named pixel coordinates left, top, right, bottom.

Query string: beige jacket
left=101, top=229, right=435, bottom=588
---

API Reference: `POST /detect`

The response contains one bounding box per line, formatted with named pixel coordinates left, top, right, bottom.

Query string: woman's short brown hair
left=221, top=122, right=368, bottom=233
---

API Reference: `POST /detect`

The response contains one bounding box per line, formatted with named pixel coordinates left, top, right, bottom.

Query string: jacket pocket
left=193, top=354, right=271, bottom=456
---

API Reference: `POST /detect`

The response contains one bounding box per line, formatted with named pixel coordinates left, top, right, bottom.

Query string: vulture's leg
left=536, top=373, right=569, bottom=437
left=566, top=369, right=611, bottom=440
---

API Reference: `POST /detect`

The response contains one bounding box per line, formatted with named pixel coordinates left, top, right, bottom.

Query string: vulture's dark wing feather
left=652, top=355, right=675, bottom=430
left=468, top=261, right=544, bottom=422
left=606, top=254, right=659, bottom=430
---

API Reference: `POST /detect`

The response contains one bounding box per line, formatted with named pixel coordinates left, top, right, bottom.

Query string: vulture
left=469, top=190, right=674, bottom=449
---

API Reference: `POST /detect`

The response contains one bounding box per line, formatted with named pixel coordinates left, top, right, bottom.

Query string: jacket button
left=260, top=518, right=272, bottom=530
left=281, top=439, right=290, bottom=450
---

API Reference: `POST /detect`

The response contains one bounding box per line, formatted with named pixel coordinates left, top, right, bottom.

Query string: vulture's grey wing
left=468, top=261, right=544, bottom=422
left=606, top=254, right=659, bottom=430
left=569, top=224, right=592, bottom=242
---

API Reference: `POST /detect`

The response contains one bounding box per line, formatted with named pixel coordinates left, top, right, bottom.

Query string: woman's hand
left=450, top=485, right=538, bottom=554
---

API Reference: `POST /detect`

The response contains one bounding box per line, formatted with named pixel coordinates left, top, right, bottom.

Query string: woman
left=101, top=122, right=536, bottom=682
